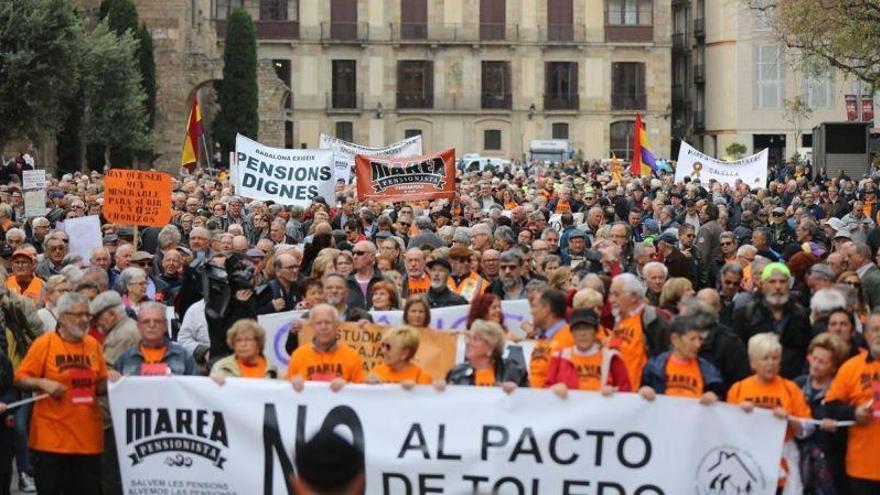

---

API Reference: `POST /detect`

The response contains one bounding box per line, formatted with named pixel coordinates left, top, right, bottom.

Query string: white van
left=461, top=153, right=512, bottom=173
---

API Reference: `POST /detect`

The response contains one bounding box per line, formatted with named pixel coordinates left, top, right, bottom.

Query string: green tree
left=214, top=7, right=259, bottom=162
left=0, top=0, right=82, bottom=149
left=136, top=25, right=157, bottom=130
left=80, top=23, right=149, bottom=167
left=725, top=142, right=747, bottom=159
left=100, top=0, right=138, bottom=34
left=748, top=0, right=880, bottom=88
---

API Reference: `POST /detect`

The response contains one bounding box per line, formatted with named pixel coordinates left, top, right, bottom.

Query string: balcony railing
left=215, top=20, right=299, bottom=40
left=321, top=22, right=369, bottom=42
left=397, top=92, right=434, bottom=109
left=611, top=93, right=647, bottom=110
left=390, top=23, right=519, bottom=43
left=481, top=92, right=512, bottom=110
left=604, top=23, right=653, bottom=42
left=694, top=18, right=705, bottom=39
left=672, top=32, right=688, bottom=52
left=694, top=110, right=705, bottom=131
left=538, top=24, right=587, bottom=43
left=326, top=92, right=363, bottom=111
left=544, top=93, right=579, bottom=111
left=694, top=64, right=705, bottom=84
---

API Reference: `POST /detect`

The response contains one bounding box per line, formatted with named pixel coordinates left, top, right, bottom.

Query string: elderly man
left=6, top=247, right=42, bottom=305
left=687, top=292, right=750, bottom=393
left=826, top=251, right=848, bottom=279
left=30, top=218, right=50, bottom=255
left=630, top=241, right=656, bottom=279
left=15, top=293, right=107, bottom=494
left=825, top=310, right=880, bottom=493
left=642, top=262, right=667, bottom=306
left=480, top=249, right=501, bottom=282
left=35, top=232, right=68, bottom=280
left=845, top=242, right=880, bottom=311
left=258, top=253, right=302, bottom=314
left=731, top=263, right=811, bottom=379
left=607, top=273, right=670, bottom=387
left=470, top=223, right=493, bottom=252
left=425, top=258, right=467, bottom=308
left=487, top=251, right=529, bottom=300
left=90, top=291, right=140, bottom=367
left=560, top=230, right=589, bottom=268
left=287, top=304, right=364, bottom=388
left=401, top=248, right=429, bottom=298
left=448, top=246, right=487, bottom=302
left=89, top=247, right=112, bottom=273
left=528, top=289, right=574, bottom=388
left=346, top=241, right=383, bottom=310
left=112, top=302, right=195, bottom=376
left=655, top=231, right=696, bottom=285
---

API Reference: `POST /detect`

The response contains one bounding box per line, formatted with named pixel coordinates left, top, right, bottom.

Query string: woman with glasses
left=118, top=267, right=150, bottom=317
left=836, top=271, right=868, bottom=327
left=37, top=275, right=72, bottom=332
left=366, top=326, right=432, bottom=386
left=211, top=320, right=279, bottom=379
left=248, top=214, right=271, bottom=245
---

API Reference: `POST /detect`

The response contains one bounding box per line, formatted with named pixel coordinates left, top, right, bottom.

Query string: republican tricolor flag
left=630, top=113, right=657, bottom=177
left=181, top=98, right=204, bottom=173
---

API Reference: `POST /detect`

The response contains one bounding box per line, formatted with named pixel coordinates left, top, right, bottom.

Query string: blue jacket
left=640, top=351, right=724, bottom=396
left=114, top=340, right=196, bottom=376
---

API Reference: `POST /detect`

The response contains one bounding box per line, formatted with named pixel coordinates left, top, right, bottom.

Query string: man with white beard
left=730, top=263, right=812, bottom=379
left=424, top=258, right=467, bottom=308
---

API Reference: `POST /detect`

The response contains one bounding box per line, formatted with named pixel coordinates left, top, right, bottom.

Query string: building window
left=610, top=121, right=635, bottom=160
left=336, top=121, right=353, bottom=142
left=260, top=0, right=288, bottom=20
left=400, top=0, right=427, bottom=39
left=481, top=61, right=511, bottom=109
left=607, top=0, right=652, bottom=26
left=285, top=121, right=294, bottom=148
left=544, top=62, right=579, bottom=110
left=404, top=129, right=422, bottom=139
left=330, top=0, right=357, bottom=40
left=754, top=45, right=782, bottom=108
left=332, top=60, right=357, bottom=109
left=805, top=75, right=832, bottom=110
left=484, top=130, right=502, bottom=150
left=480, top=0, right=506, bottom=40
left=552, top=123, right=569, bottom=140
left=397, top=61, right=434, bottom=109
left=611, top=62, right=646, bottom=110
left=547, top=0, right=573, bottom=41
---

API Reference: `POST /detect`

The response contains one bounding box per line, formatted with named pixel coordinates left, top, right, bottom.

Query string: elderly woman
left=727, top=333, right=812, bottom=492
left=369, top=280, right=400, bottom=311
left=334, top=251, right=354, bottom=276
left=445, top=320, right=528, bottom=390
left=37, top=275, right=72, bottom=331
left=402, top=296, right=431, bottom=329
left=211, top=320, right=279, bottom=379
left=658, top=277, right=694, bottom=315
left=118, top=267, right=150, bottom=316
left=367, top=326, right=433, bottom=386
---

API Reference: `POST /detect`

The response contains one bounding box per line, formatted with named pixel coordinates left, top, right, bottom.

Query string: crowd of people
left=0, top=156, right=877, bottom=494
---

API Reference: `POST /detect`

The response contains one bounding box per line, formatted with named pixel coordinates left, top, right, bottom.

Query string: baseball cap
left=11, top=248, right=36, bottom=261
left=569, top=309, right=599, bottom=330
left=246, top=248, right=266, bottom=259
left=657, top=231, right=678, bottom=245
left=426, top=258, right=451, bottom=272
left=568, top=229, right=586, bottom=240
left=833, top=230, right=852, bottom=240
left=131, top=251, right=154, bottom=262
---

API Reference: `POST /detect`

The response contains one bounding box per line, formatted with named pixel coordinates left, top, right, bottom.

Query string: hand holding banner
left=355, top=149, right=456, bottom=202
left=103, top=169, right=172, bottom=227
left=675, top=142, right=768, bottom=187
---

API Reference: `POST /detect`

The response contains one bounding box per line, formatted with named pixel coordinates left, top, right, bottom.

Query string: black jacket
left=730, top=298, right=812, bottom=379
left=345, top=270, right=385, bottom=310
left=425, top=286, right=467, bottom=308
left=698, top=323, right=750, bottom=396
left=445, top=358, right=529, bottom=387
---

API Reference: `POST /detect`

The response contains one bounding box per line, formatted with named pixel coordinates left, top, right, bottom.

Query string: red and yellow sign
left=355, top=149, right=456, bottom=202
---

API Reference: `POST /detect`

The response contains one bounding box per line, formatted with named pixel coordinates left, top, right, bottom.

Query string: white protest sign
left=675, top=141, right=769, bottom=187
left=23, top=190, right=46, bottom=218
left=234, top=134, right=335, bottom=206
left=259, top=300, right=532, bottom=371
left=61, top=215, right=102, bottom=262
left=319, top=133, right=423, bottom=185
left=22, top=170, right=46, bottom=190
left=110, top=377, right=786, bottom=495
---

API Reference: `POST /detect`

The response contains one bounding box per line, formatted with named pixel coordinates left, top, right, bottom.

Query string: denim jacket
left=114, top=340, right=196, bottom=376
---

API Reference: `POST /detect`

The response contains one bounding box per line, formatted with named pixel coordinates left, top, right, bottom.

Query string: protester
left=112, top=302, right=196, bottom=376
left=368, top=280, right=399, bottom=311
left=287, top=304, right=364, bottom=388
left=366, top=326, right=432, bottom=386
left=402, top=296, right=431, bottom=329
left=210, top=320, right=279, bottom=379
left=445, top=320, right=528, bottom=389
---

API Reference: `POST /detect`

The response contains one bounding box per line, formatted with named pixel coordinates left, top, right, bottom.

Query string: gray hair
left=118, top=267, right=147, bottom=292
left=60, top=264, right=83, bottom=283
left=5, top=227, right=25, bottom=241
left=499, top=250, right=523, bottom=265
left=736, top=245, right=757, bottom=257
left=56, top=292, right=90, bottom=316
left=471, top=223, right=493, bottom=240
left=678, top=297, right=719, bottom=328
left=810, top=288, right=847, bottom=316
left=720, top=262, right=744, bottom=278
left=643, top=261, right=668, bottom=278
left=32, top=217, right=49, bottom=228
left=138, top=301, right=168, bottom=322
left=415, top=216, right=433, bottom=231
left=289, top=205, right=304, bottom=220
left=614, top=272, right=646, bottom=299
left=495, top=226, right=516, bottom=244
left=158, top=225, right=182, bottom=249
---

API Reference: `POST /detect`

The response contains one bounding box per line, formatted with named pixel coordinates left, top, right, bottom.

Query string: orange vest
left=448, top=272, right=487, bottom=302
left=6, top=276, right=43, bottom=305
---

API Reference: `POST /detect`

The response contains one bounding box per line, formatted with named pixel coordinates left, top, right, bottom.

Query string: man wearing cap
left=560, top=229, right=588, bottom=268
left=679, top=199, right=701, bottom=232
left=90, top=291, right=140, bottom=364
left=556, top=213, right=578, bottom=252
left=448, top=246, right=487, bottom=302
left=841, top=200, right=875, bottom=244
left=768, top=206, right=796, bottom=253
left=655, top=231, right=696, bottom=284
left=6, top=247, right=42, bottom=305
left=731, top=263, right=811, bottom=379
left=425, top=258, right=467, bottom=308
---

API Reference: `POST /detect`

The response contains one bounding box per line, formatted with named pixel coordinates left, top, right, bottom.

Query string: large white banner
left=110, top=378, right=786, bottom=495
left=234, top=134, right=335, bottom=206
left=675, top=141, right=769, bottom=187
left=319, top=134, right=423, bottom=185
left=258, top=300, right=532, bottom=369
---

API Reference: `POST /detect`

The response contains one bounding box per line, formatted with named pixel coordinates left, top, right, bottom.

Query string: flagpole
left=200, top=130, right=211, bottom=173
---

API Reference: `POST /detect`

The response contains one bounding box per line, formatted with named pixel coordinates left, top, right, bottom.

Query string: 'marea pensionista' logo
left=126, top=408, right=228, bottom=469
left=694, top=446, right=767, bottom=494
left=369, top=157, right=446, bottom=192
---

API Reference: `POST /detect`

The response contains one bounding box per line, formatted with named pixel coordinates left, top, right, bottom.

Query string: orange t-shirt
left=824, top=352, right=880, bottom=481
left=555, top=199, right=572, bottom=214
left=15, top=332, right=108, bottom=454
left=237, top=356, right=267, bottom=378
left=140, top=345, right=166, bottom=364
left=608, top=311, right=648, bottom=388
left=406, top=276, right=430, bottom=296
left=727, top=375, right=811, bottom=441
left=475, top=367, right=495, bottom=387
left=286, top=341, right=365, bottom=383
left=664, top=356, right=704, bottom=398
left=529, top=325, right=574, bottom=388
left=369, top=363, right=432, bottom=384
left=6, top=276, right=43, bottom=305
left=570, top=349, right=603, bottom=391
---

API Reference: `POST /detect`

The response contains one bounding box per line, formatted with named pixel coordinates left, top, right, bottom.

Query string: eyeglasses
left=135, top=261, right=152, bottom=267
left=63, top=311, right=91, bottom=319
left=399, top=223, right=411, bottom=228
left=352, top=251, right=371, bottom=256
left=500, top=265, right=518, bottom=271
left=720, top=242, right=734, bottom=246
left=845, top=280, right=861, bottom=287
left=280, top=264, right=300, bottom=270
